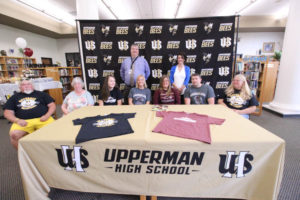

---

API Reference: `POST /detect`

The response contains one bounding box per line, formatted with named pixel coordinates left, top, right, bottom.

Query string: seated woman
left=98, top=75, right=123, bottom=106
left=218, top=74, right=259, bottom=119
left=128, top=75, right=151, bottom=105
left=61, top=77, right=94, bottom=115
left=153, top=75, right=181, bottom=104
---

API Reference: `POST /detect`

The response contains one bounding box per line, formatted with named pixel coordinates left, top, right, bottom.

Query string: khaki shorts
left=10, top=117, right=54, bottom=134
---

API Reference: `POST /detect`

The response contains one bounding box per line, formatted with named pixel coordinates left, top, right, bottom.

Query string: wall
left=0, top=24, right=59, bottom=64
left=56, top=38, right=79, bottom=66
left=237, top=32, right=285, bottom=56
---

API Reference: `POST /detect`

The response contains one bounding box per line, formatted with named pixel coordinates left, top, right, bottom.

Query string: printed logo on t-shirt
left=191, top=92, right=206, bottom=104
left=133, top=94, right=146, bottom=105
left=18, top=97, right=39, bottom=110
left=93, top=118, right=118, bottom=127
left=105, top=97, right=117, bottom=103
left=173, top=117, right=196, bottom=123
left=67, top=97, right=87, bottom=112
left=227, top=94, right=246, bottom=108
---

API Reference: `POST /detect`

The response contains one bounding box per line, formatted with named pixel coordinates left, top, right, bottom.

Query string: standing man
left=184, top=73, right=215, bottom=105
left=4, top=79, right=56, bottom=149
left=120, top=44, right=150, bottom=104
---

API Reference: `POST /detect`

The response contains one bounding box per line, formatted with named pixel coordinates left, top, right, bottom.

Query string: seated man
left=4, top=79, right=56, bottom=149
left=184, top=73, right=215, bottom=105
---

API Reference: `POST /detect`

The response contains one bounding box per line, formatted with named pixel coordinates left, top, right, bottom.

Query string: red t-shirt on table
left=153, top=111, right=225, bottom=144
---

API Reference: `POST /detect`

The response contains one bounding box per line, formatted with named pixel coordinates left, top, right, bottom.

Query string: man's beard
left=23, top=89, right=33, bottom=94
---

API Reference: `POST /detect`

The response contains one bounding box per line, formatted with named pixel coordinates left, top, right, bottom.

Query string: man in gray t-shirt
left=184, top=73, right=215, bottom=104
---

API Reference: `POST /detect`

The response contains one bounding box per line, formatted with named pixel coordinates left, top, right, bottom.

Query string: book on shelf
left=235, top=62, right=244, bottom=72
left=60, top=77, right=70, bottom=84
left=7, top=65, right=19, bottom=71
left=23, top=59, right=33, bottom=65
left=6, top=58, right=18, bottom=64
left=250, top=72, right=259, bottom=80
left=250, top=80, right=258, bottom=89
left=59, top=69, right=69, bottom=76
left=72, top=68, right=80, bottom=75
left=8, top=71, right=19, bottom=77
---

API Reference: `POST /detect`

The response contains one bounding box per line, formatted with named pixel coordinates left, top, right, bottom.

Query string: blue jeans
left=241, top=114, right=250, bottom=119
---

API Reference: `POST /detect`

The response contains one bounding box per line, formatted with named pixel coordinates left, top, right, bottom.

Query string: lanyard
left=131, top=56, right=138, bottom=69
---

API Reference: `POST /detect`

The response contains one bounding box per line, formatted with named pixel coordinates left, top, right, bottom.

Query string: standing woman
left=61, top=77, right=94, bottom=115
left=98, top=75, right=123, bottom=106
left=218, top=74, right=259, bottom=119
left=169, top=52, right=191, bottom=103
left=128, top=75, right=151, bottom=105
left=153, top=75, right=181, bottom=104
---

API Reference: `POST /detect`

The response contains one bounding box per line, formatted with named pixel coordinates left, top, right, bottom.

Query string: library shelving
left=235, top=56, right=279, bottom=115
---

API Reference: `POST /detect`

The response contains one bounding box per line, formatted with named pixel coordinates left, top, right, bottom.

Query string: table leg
left=140, top=195, right=146, bottom=200
left=139, top=195, right=157, bottom=200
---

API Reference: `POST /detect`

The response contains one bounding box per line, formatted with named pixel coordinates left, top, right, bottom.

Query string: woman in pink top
left=153, top=75, right=181, bottom=104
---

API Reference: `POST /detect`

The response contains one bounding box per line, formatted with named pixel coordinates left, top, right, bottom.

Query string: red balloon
left=24, top=48, right=33, bottom=57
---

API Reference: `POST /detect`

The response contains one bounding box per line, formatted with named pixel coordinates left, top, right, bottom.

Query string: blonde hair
left=135, top=75, right=147, bottom=88
left=225, top=74, right=252, bottom=100
left=159, top=75, right=172, bottom=96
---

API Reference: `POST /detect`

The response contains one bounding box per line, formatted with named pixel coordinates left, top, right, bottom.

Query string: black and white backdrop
left=77, top=16, right=236, bottom=102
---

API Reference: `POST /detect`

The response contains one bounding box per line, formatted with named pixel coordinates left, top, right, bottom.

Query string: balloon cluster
left=15, top=37, right=33, bottom=57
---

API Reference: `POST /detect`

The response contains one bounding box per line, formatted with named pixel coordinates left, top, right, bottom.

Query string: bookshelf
left=235, top=56, right=279, bottom=115
left=0, top=56, right=37, bottom=81
left=58, top=67, right=82, bottom=98
left=0, top=57, right=82, bottom=104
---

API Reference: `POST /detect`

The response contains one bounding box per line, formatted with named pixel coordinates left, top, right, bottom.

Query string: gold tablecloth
left=18, top=105, right=285, bottom=200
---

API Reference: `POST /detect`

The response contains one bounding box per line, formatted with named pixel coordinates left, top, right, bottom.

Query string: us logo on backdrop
left=79, top=16, right=236, bottom=96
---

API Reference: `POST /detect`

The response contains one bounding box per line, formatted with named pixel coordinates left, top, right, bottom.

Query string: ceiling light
left=218, top=0, right=258, bottom=16
left=164, top=0, right=181, bottom=18
left=100, top=0, right=118, bottom=19
left=16, top=0, right=76, bottom=26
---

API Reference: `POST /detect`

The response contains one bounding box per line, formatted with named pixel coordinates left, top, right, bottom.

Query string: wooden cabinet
left=235, top=56, right=279, bottom=115
left=44, top=67, right=82, bottom=104
left=261, top=61, right=279, bottom=102
left=44, top=67, right=63, bottom=104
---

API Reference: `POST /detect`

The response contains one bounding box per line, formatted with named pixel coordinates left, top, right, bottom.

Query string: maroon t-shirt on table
left=153, top=111, right=225, bottom=144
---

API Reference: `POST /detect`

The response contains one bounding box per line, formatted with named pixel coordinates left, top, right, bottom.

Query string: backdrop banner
left=78, top=16, right=236, bottom=101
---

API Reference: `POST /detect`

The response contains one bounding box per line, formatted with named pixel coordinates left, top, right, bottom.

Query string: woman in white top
left=61, top=77, right=94, bottom=115
left=169, top=52, right=191, bottom=103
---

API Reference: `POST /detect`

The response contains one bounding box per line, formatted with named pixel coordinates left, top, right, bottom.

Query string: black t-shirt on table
left=3, top=90, right=54, bottom=119
left=219, top=89, right=259, bottom=110
left=99, top=87, right=123, bottom=106
left=73, top=113, right=135, bottom=144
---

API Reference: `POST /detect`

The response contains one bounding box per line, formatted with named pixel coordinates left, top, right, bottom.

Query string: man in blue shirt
left=120, top=44, right=150, bottom=104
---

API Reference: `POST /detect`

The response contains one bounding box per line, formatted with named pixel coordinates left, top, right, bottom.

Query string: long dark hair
left=100, top=75, right=117, bottom=101
left=159, top=75, right=172, bottom=96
